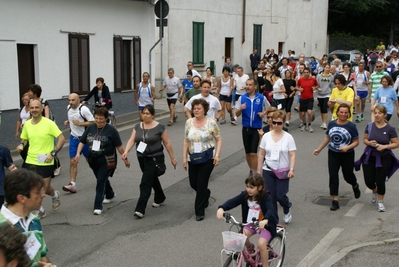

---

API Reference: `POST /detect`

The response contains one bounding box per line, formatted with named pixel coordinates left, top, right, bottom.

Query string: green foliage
left=329, top=0, right=387, bottom=15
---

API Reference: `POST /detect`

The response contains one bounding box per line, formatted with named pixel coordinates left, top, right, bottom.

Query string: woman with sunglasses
left=313, top=103, right=361, bottom=211
left=257, top=110, right=296, bottom=224
left=257, top=106, right=288, bottom=137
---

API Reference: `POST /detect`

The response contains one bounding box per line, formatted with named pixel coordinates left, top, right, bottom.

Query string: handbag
left=153, top=156, right=166, bottom=177
left=141, top=123, right=166, bottom=176
left=189, top=147, right=214, bottom=165
left=105, top=154, right=117, bottom=170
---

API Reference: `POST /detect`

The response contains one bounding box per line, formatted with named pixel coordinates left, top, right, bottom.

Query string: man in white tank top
left=134, top=72, right=155, bottom=121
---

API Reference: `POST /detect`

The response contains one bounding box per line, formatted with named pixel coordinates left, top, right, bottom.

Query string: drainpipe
left=242, top=0, right=246, bottom=44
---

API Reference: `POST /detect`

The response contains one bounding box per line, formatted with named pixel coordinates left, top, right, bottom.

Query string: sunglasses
left=376, top=66, right=383, bottom=68
left=272, top=121, right=283, bottom=126
left=267, top=116, right=273, bottom=119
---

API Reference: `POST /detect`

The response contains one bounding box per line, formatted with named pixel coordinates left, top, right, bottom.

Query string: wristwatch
left=51, top=150, right=57, bottom=157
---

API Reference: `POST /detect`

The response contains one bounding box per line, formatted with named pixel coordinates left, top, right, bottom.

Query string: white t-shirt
left=273, top=78, right=285, bottom=100
left=234, top=74, right=250, bottom=95
left=259, top=131, right=296, bottom=170
left=185, top=94, right=222, bottom=119
left=163, top=76, right=182, bottom=99
left=67, top=104, right=94, bottom=137
left=186, top=69, right=201, bottom=78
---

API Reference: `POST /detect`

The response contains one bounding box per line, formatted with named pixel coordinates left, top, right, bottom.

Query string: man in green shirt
left=184, top=75, right=202, bottom=103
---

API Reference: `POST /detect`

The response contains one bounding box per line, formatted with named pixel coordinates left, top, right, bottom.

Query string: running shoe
left=371, top=192, right=377, bottom=204
left=62, top=182, right=77, bottom=193
left=298, top=121, right=304, bottom=128
left=378, top=202, right=386, bottom=212
left=330, top=200, right=340, bottom=211
left=94, top=209, right=102, bottom=215
left=320, top=123, right=327, bottom=129
left=34, top=210, right=47, bottom=219
left=355, top=115, right=360, bottom=123
left=52, top=191, right=61, bottom=211
left=360, top=113, right=364, bottom=121
left=103, top=194, right=116, bottom=204
left=308, top=125, right=314, bottom=133
left=301, top=125, right=306, bottom=131
left=134, top=211, right=144, bottom=218
left=285, top=121, right=290, bottom=127
left=283, top=210, right=292, bottom=224
left=220, top=119, right=226, bottom=125
left=353, top=184, right=361, bottom=199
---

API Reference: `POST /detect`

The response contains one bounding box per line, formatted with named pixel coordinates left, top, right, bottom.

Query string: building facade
left=154, top=0, right=329, bottom=79
left=0, top=0, right=157, bottom=145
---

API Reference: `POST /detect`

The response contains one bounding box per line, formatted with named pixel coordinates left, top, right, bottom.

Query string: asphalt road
left=11, top=98, right=399, bottom=267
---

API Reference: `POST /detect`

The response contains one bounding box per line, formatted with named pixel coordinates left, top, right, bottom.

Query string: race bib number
left=92, top=140, right=101, bottom=151
left=24, top=233, right=41, bottom=260
left=137, top=141, right=147, bottom=153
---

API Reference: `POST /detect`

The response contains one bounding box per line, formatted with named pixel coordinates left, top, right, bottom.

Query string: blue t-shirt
left=310, top=61, right=318, bottom=74
left=326, top=120, right=359, bottom=152
left=373, top=86, right=397, bottom=114
left=182, top=79, right=193, bottom=93
left=0, top=145, right=13, bottom=195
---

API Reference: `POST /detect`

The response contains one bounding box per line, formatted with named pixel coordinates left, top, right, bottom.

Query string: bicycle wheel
left=223, top=252, right=244, bottom=267
left=268, top=232, right=285, bottom=267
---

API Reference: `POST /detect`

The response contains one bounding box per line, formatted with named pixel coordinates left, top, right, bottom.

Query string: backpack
left=370, top=53, right=378, bottom=64
left=67, top=104, right=88, bottom=122
left=41, top=99, right=55, bottom=121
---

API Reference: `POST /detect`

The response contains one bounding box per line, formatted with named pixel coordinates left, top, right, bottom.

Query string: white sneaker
left=371, top=192, right=377, bottom=204
left=283, top=211, right=292, bottom=224
left=54, top=167, right=61, bottom=176
left=321, top=123, right=327, bottom=129
left=52, top=191, right=61, bottom=211
left=298, top=121, right=304, bottom=128
left=93, top=209, right=102, bottom=215
left=378, top=202, right=386, bottom=212
left=103, top=194, right=116, bottom=204
left=134, top=211, right=144, bottom=218
left=285, top=121, right=290, bottom=127
left=301, top=125, right=306, bottom=131
left=308, top=125, right=314, bottom=133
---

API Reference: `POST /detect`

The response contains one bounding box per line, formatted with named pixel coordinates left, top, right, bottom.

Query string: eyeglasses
left=141, top=112, right=151, bottom=115
left=376, top=66, right=382, bottom=68
left=272, top=121, right=283, bottom=126
left=267, top=116, right=273, bottom=119
left=32, top=188, right=45, bottom=195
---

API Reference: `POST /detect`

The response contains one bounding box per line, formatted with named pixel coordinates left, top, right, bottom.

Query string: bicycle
left=221, top=213, right=286, bottom=267
left=85, top=101, right=117, bottom=129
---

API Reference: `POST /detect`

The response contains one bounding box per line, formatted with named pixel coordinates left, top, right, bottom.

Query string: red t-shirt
left=297, top=77, right=318, bottom=100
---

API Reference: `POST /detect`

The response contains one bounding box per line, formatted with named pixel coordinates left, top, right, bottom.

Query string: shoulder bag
left=142, top=123, right=166, bottom=176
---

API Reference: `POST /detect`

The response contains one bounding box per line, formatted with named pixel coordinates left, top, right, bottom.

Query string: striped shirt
left=370, top=70, right=389, bottom=98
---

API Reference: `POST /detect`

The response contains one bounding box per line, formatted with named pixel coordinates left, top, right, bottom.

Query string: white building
left=154, top=0, right=329, bottom=80
left=0, top=0, right=156, bottom=111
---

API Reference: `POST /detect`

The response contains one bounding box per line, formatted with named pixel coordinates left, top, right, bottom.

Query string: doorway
left=17, top=44, right=35, bottom=105
left=114, top=37, right=134, bottom=91
left=225, top=38, right=233, bottom=63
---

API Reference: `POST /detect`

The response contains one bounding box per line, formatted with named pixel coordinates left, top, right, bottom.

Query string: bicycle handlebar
left=223, top=213, right=259, bottom=230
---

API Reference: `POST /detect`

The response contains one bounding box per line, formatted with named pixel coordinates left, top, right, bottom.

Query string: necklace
left=96, top=125, right=105, bottom=140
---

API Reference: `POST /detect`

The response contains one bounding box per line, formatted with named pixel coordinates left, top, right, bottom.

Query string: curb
left=320, top=238, right=399, bottom=267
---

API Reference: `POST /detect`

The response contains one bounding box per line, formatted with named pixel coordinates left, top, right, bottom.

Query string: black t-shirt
left=256, top=68, right=266, bottom=87
left=264, top=75, right=274, bottom=92
left=283, top=79, right=296, bottom=97
left=80, top=124, right=122, bottom=158
left=392, top=71, right=399, bottom=85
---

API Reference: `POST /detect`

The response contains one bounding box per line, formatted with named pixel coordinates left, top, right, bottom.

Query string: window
left=69, top=34, right=90, bottom=94
left=253, top=24, right=262, bottom=56
left=192, top=22, right=204, bottom=64
left=114, top=36, right=141, bottom=91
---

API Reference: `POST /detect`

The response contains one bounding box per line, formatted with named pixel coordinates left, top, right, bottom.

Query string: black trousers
left=188, top=159, right=214, bottom=216
left=328, top=150, right=358, bottom=196
left=135, top=156, right=166, bottom=214
left=362, top=154, right=391, bottom=195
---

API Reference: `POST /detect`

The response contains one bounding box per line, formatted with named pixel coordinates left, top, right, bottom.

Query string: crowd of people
left=3, top=44, right=399, bottom=266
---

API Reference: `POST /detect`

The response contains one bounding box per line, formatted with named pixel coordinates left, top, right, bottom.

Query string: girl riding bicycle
left=216, top=173, right=278, bottom=267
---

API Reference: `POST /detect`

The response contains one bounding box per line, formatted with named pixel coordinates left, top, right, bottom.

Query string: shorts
left=138, top=106, right=144, bottom=111
left=357, top=91, right=368, bottom=99
left=242, top=127, right=260, bottom=154
left=244, top=223, right=272, bottom=242
left=23, top=163, right=54, bottom=179
left=235, top=94, right=242, bottom=102
left=317, top=98, right=329, bottom=113
left=232, top=88, right=237, bottom=105
left=299, top=98, right=314, bottom=112
left=219, top=94, right=232, bottom=103
left=70, top=135, right=89, bottom=158
left=167, top=98, right=177, bottom=106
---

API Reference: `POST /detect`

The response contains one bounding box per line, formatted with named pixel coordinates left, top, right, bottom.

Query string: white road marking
left=296, top=227, right=343, bottom=267
left=344, top=203, right=364, bottom=217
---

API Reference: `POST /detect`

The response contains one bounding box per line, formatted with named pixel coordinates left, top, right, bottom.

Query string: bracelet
left=215, top=154, right=220, bottom=157
left=19, top=142, right=24, bottom=148
left=290, top=168, right=294, bottom=171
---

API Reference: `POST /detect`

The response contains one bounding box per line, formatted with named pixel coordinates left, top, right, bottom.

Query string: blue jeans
left=89, top=157, right=115, bottom=210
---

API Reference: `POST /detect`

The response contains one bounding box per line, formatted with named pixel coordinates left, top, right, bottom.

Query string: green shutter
left=253, top=24, right=262, bottom=55
left=193, top=22, right=204, bottom=64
